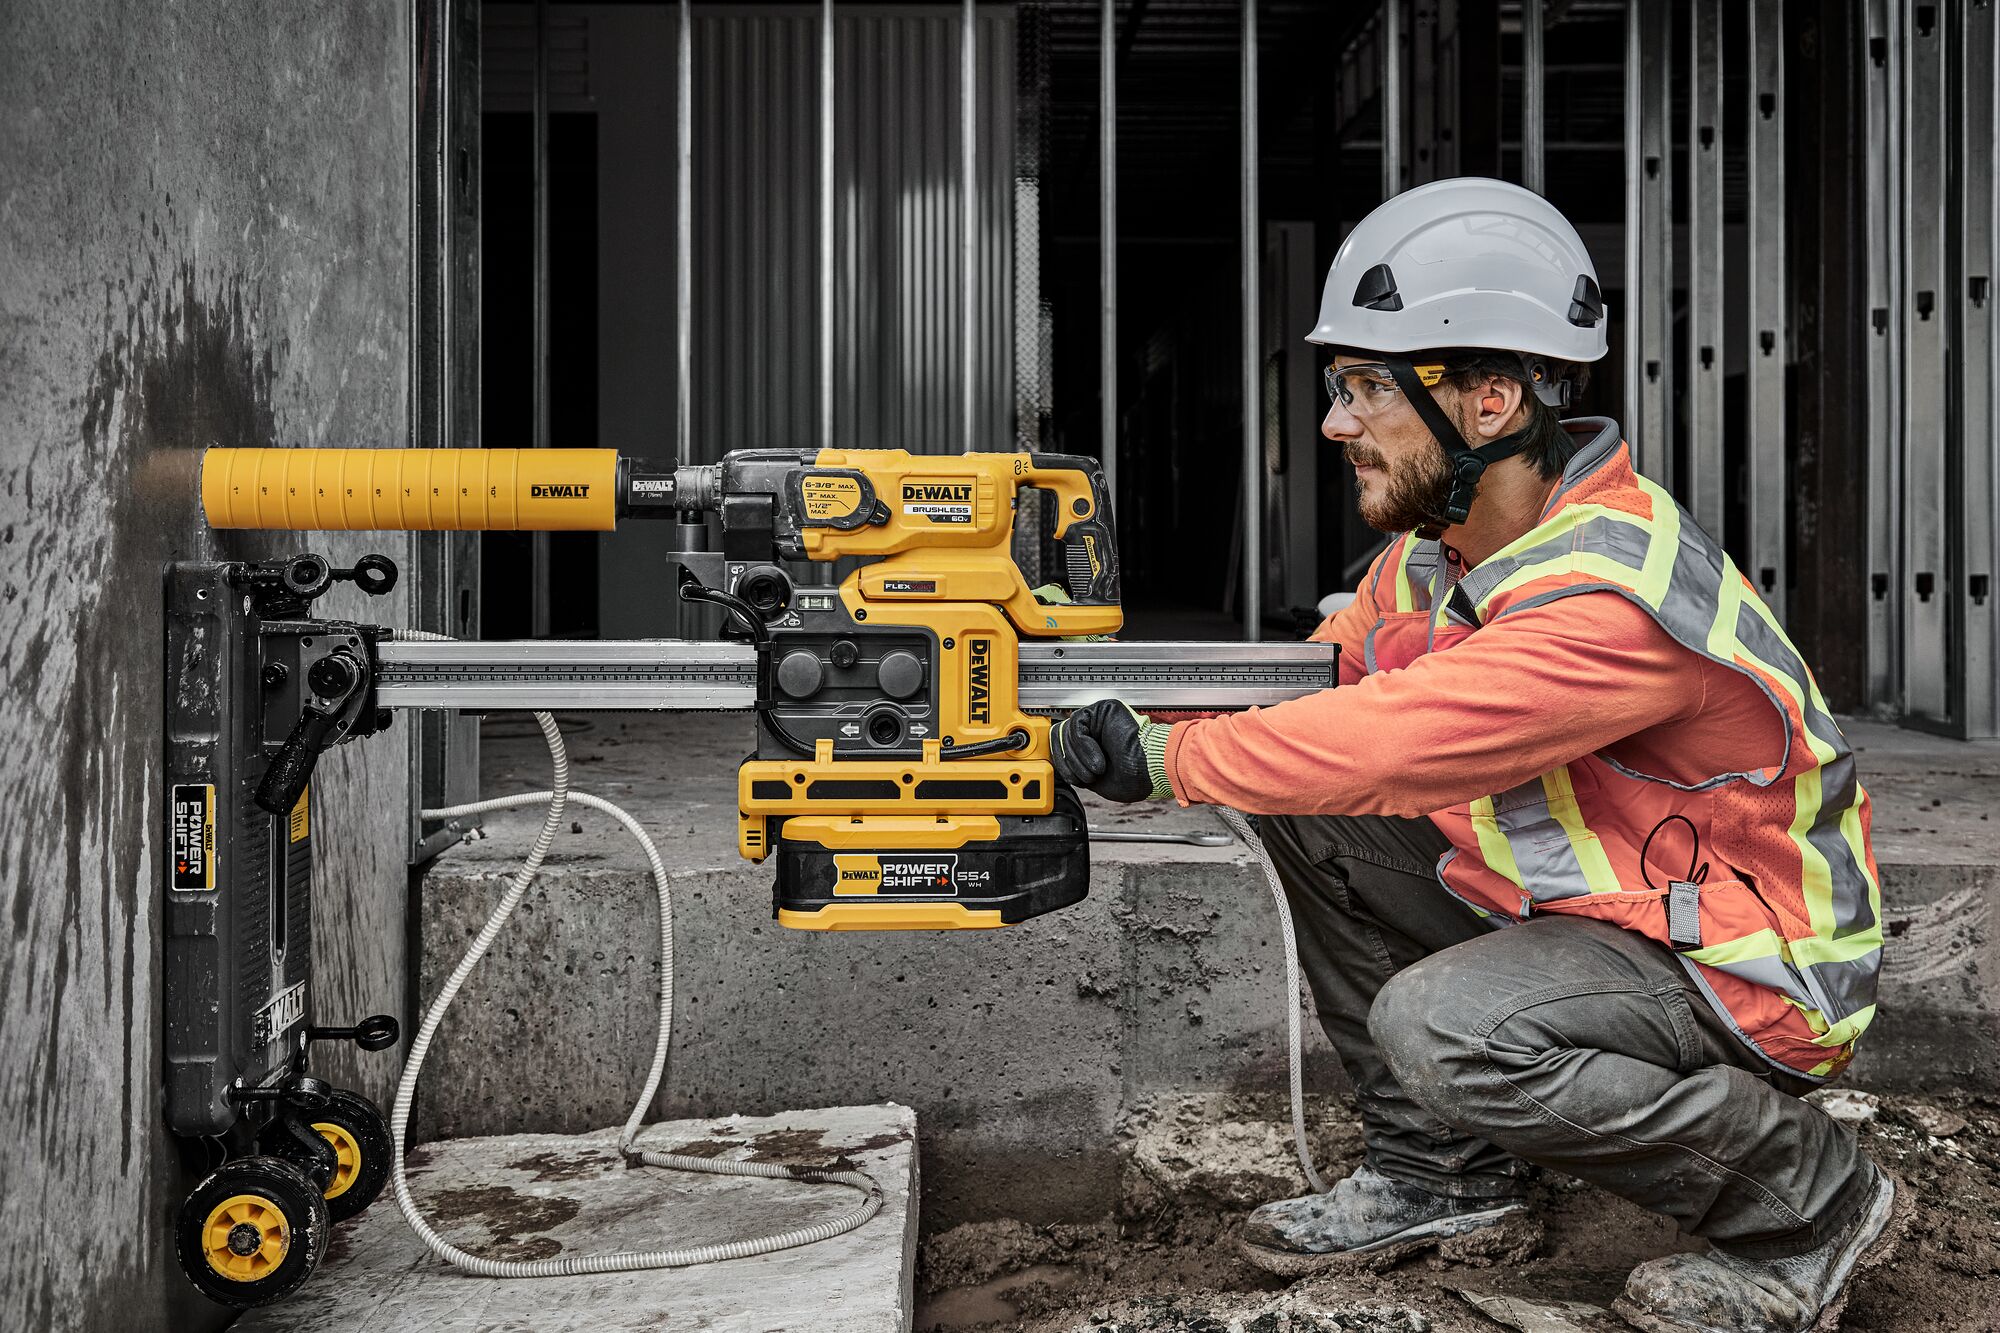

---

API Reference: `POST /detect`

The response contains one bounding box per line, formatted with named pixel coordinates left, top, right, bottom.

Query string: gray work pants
left=1261, top=811, right=1876, bottom=1258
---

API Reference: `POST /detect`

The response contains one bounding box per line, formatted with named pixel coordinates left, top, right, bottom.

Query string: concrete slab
left=237, top=1103, right=917, bottom=1333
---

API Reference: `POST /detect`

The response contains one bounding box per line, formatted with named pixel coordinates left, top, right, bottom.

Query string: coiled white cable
left=390, top=649, right=881, bottom=1276
left=1212, top=806, right=1328, bottom=1194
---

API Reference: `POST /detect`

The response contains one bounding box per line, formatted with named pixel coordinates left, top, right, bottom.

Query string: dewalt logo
left=531, top=483, right=592, bottom=498
left=967, top=638, right=992, bottom=724
left=901, top=476, right=976, bottom=524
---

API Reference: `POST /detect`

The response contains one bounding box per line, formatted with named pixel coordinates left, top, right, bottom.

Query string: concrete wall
left=0, top=5, right=414, bottom=1329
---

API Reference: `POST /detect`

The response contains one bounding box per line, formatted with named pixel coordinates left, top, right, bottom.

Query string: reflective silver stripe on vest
left=1481, top=774, right=1600, bottom=907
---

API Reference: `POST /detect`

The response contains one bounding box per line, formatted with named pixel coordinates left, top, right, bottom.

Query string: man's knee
left=1366, top=950, right=1488, bottom=1115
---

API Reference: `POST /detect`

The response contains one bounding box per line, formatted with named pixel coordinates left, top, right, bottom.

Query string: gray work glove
left=1049, top=700, right=1173, bottom=803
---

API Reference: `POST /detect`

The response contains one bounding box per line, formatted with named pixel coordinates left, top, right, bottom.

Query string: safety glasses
left=1323, top=361, right=1447, bottom=420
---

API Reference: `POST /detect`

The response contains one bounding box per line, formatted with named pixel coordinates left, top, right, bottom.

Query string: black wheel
left=308, top=1089, right=394, bottom=1222
left=174, top=1156, right=330, bottom=1307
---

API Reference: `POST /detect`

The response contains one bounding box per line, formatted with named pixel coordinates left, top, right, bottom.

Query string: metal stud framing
left=1241, top=0, right=1261, bottom=640
left=1522, top=0, right=1544, bottom=194
left=962, top=0, right=978, bottom=454
left=1951, top=0, right=1997, bottom=736
left=1684, top=0, right=1725, bottom=540
left=409, top=0, right=482, bottom=859
left=1382, top=0, right=1402, bottom=197
left=1863, top=0, right=1902, bottom=710
left=1744, top=0, right=1787, bottom=620
left=1903, top=2, right=1949, bottom=722
left=1624, top=0, right=1672, bottom=487
left=531, top=0, right=552, bottom=637
left=1101, top=0, right=1117, bottom=500
left=677, top=0, right=693, bottom=467
left=820, top=0, right=835, bottom=450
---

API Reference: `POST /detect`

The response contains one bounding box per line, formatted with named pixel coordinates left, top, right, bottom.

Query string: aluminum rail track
left=371, top=639, right=1339, bottom=712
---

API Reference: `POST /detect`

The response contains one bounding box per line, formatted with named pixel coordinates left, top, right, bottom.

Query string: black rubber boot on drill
left=1237, top=1164, right=1536, bottom=1277
left=1612, top=1165, right=1908, bottom=1333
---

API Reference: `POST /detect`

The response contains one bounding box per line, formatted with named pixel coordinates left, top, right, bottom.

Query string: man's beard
left=1348, top=437, right=1456, bottom=533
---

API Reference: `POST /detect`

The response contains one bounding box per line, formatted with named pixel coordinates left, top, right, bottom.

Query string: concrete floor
left=235, top=1104, right=918, bottom=1333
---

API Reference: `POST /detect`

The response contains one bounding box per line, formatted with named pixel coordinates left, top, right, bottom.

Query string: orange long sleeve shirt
left=1163, top=578, right=1788, bottom=819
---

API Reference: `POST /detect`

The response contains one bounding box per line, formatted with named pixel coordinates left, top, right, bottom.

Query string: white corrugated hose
left=1213, top=805, right=1329, bottom=1194
left=390, top=635, right=881, bottom=1277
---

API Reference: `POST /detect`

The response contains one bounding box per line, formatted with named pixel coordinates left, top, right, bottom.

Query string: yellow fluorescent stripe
left=1731, top=590, right=1882, bottom=944
left=1632, top=477, right=1680, bottom=607
left=1838, top=789, right=1885, bottom=925
left=1704, top=570, right=1744, bottom=662
left=1816, top=1004, right=1875, bottom=1048
left=1739, top=591, right=1835, bottom=752
left=1685, top=927, right=1787, bottom=967
left=1721, top=592, right=1846, bottom=940
left=1789, top=770, right=1839, bottom=941
left=1788, top=933, right=1886, bottom=967
left=1480, top=501, right=1648, bottom=567
left=1779, top=994, right=1833, bottom=1035
left=1392, top=538, right=1418, bottom=612
left=1468, top=797, right=1526, bottom=894
left=1480, top=551, right=1653, bottom=607
left=1540, top=770, right=1623, bottom=892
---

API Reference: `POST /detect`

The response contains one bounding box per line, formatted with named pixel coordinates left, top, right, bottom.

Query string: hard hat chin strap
left=1385, top=357, right=1533, bottom=539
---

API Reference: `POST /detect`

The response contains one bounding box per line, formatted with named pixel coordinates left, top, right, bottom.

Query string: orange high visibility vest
left=1363, top=422, right=1883, bottom=1080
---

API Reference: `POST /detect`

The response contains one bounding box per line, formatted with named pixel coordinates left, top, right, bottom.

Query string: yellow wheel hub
left=313, top=1121, right=362, bottom=1200
left=202, top=1193, right=291, bottom=1282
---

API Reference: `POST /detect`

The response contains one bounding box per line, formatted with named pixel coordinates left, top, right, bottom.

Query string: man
left=1052, top=178, right=1900, bottom=1333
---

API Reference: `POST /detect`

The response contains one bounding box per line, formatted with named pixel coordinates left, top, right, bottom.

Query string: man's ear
left=1473, top=377, right=1527, bottom=439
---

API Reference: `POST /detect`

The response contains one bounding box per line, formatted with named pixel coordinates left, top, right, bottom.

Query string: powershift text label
left=171, top=783, right=216, bottom=891
left=832, top=853, right=991, bottom=897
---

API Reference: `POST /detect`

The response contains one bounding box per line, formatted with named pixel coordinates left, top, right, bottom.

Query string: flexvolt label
left=967, top=638, right=993, bottom=723
left=832, top=853, right=983, bottom=896
left=901, top=478, right=974, bottom=524
left=170, top=783, right=216, bottom=892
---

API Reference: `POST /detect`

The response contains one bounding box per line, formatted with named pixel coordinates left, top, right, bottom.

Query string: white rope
left=1212, top=806, right=1328, bottom=1193
left=388, top=635, right=880, bottom=1277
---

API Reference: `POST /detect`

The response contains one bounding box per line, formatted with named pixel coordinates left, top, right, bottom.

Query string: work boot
left=1237, top=1164, right=1534, bottom=1277
left=1612, top=1166, right=1908, bottom=1333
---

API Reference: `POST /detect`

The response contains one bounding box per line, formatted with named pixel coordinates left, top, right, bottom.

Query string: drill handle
left=1021, top=452, right=1121, bottom=609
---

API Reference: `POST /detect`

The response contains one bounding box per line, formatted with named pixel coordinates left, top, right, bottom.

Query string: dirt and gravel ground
left=915, top=1088, right=2000, bottom=1333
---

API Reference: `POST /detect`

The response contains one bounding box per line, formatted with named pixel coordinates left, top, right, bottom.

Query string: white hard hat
left=1306, top=177, right=1608, bottom=365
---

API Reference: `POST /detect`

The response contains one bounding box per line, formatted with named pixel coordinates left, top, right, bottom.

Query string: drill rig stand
left=164, top=555, right=405, bottom=1305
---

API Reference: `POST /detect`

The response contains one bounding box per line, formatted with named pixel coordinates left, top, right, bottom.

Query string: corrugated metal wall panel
left=686, top=5, right=1015, bottom=463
